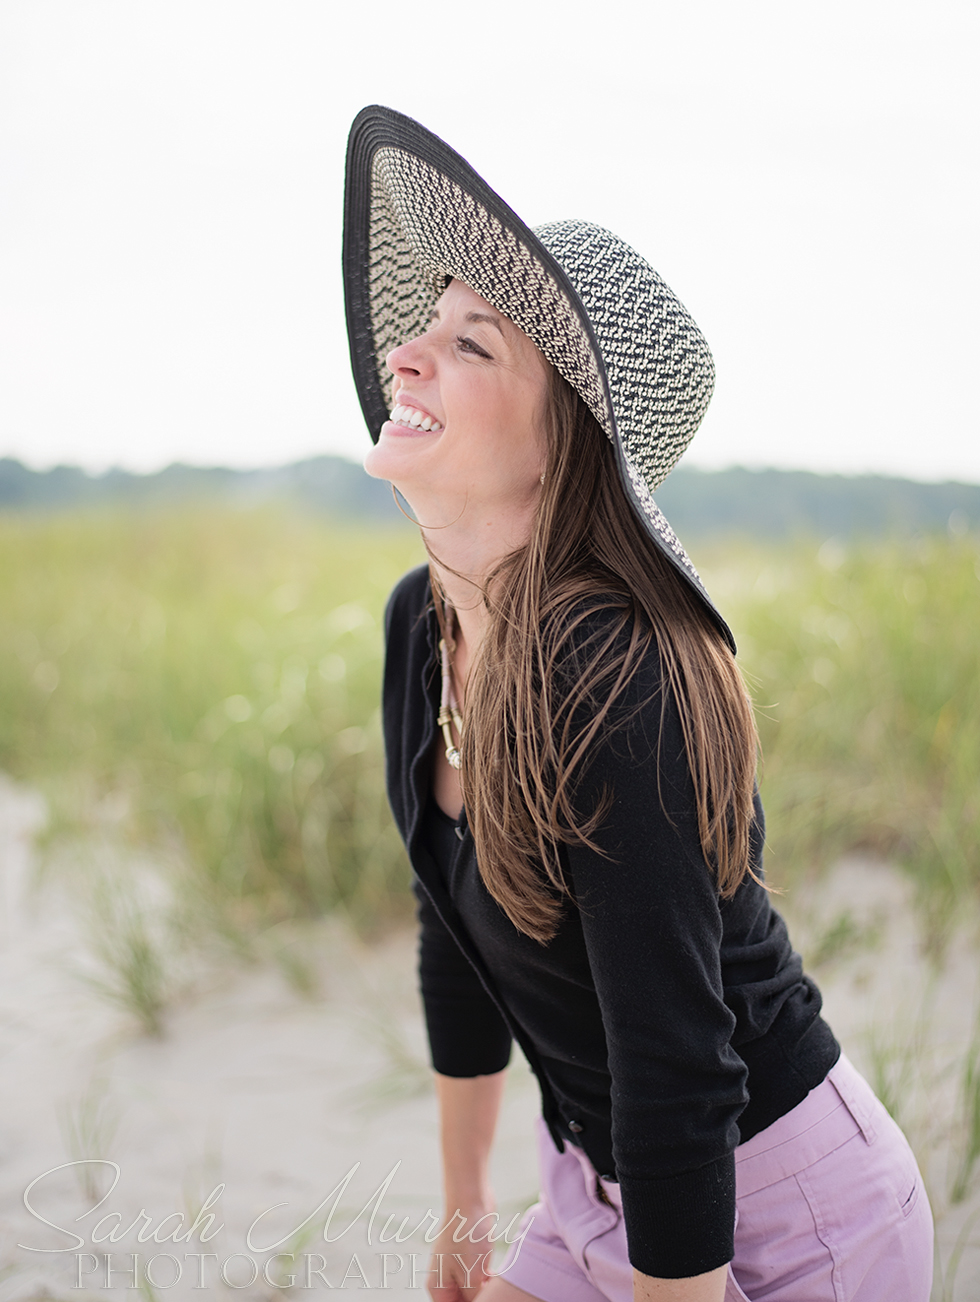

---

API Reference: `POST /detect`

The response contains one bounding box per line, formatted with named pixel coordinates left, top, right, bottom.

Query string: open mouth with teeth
left=389, top=404, right=443, bottom=432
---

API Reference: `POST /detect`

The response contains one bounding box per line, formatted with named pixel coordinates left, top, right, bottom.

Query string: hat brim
left=344, top=107, right=613, bottom=441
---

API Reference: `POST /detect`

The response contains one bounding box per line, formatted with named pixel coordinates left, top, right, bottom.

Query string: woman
left=342, top=107, right=934, bottom=1302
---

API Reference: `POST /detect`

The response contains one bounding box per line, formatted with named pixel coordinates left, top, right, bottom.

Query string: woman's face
left=363, top=280, right=550, bottom=536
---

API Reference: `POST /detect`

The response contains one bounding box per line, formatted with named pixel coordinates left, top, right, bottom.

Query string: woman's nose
left=386, top=333, right=432, bottom=380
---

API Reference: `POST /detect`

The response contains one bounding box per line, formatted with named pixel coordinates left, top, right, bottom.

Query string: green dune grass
left=0, top=507, right=424, bottom=938
left=2, top=507, right=977, bottom=945
left=710, top=534, right=980, bottom=932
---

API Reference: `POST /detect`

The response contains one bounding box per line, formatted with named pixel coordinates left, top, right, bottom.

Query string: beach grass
left=701, top=533, right=980, bottom=931
left=2, top=506, right=978, bottom=953
left=0, top=506, right=425, bottom=948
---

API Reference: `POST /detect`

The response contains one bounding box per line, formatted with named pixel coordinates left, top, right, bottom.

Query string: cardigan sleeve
left=415, top=879, right=513, bottom=1078
left=384, top=569, right=513, bottom=1080
left=561, top=645, right=748, bottom=1279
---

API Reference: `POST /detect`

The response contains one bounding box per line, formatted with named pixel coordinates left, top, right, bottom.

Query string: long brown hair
left=433, top=367, right=760, bottom=943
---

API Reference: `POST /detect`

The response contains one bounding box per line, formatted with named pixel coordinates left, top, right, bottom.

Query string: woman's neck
left=428, top=557, right=487, bottom=696
left=423, top=516, right=525, bottom=693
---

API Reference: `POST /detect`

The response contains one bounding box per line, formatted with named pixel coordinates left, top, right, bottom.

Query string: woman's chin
left=362, top=445, right=388, bottom=481
left=363, top=424, right=435, bottom=483
left=362, top=448, right=425, bottom=520
left=363, top=440, right=407, bottom=483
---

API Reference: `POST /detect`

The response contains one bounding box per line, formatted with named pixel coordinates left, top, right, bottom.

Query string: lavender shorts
left=497, top=1055, right=933, bottom=1302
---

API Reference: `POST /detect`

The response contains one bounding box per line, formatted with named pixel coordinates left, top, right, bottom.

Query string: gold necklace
left=437, top=608, right=463, bottom=771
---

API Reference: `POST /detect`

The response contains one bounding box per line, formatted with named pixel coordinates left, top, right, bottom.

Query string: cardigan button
left=567, top=1120, right=584, bottom=1133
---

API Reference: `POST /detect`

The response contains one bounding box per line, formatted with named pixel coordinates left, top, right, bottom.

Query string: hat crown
left=533, top=219, right=715, bottom=491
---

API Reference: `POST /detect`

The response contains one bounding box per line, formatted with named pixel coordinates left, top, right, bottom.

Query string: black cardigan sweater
left=382, top=566, right=839, bottom=1280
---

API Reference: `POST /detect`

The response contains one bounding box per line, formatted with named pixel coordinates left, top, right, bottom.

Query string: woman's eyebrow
left=465, top=311, right=505, bottom=336
left=427, top=308, right=505, bottom=337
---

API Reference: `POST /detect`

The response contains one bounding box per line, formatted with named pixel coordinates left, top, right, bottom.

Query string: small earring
left=539, top=472, right=546, bottom=485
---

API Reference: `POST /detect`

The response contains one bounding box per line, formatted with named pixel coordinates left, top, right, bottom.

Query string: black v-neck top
left=384, top=565, right=839, bottom=1280
left=421, top=794, right=460, bottom=866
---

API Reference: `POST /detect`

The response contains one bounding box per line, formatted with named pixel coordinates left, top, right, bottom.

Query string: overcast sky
left=1, top=0, right=976, bottom=481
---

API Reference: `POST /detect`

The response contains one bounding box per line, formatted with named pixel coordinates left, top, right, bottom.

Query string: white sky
left=0, top=0, right=976, bottom=481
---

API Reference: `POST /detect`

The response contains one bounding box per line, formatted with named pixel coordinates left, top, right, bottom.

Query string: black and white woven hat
left=343, top=105, right=734, bottom=651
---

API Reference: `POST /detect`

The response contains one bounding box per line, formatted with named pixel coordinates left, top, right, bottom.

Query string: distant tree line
left=1, top=455, right=977, bottom=540
left=655, top=466, right=979, bottom=539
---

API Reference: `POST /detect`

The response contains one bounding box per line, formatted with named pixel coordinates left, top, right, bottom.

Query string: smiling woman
left=365, top=280, right=551, bottom=546
left=342, top=106, right=934, bottom=1302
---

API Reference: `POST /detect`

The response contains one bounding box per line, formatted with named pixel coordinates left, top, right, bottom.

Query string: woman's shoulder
left=383, top=564, right=432, bottom=639
left=549, top=596, right=667, bottom=704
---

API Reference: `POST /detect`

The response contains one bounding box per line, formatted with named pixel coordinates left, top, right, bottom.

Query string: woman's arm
left=412, top=874, right=511, bottom=1299
left=428, top=1070, right=508, bottom=1302
left=561, top=639, right=747, bottom=1281
left=633, top=1265, right=727, bottom=1302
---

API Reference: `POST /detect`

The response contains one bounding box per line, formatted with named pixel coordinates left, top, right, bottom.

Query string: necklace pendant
left=439, top=613, right=463, bottom=773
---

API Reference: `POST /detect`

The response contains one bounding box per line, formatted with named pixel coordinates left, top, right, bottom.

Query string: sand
left=0, top=773, right=976, bottom=1301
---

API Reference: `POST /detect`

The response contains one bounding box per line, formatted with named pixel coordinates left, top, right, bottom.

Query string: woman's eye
left=456, top=335, right=491, bottom=359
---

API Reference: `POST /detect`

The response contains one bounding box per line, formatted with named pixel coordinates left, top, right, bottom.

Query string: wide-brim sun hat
left=343, top=105, right=734, bottom=652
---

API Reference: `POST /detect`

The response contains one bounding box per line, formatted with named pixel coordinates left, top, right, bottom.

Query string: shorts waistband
left=735, top=1054, right=875, bottom=1197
